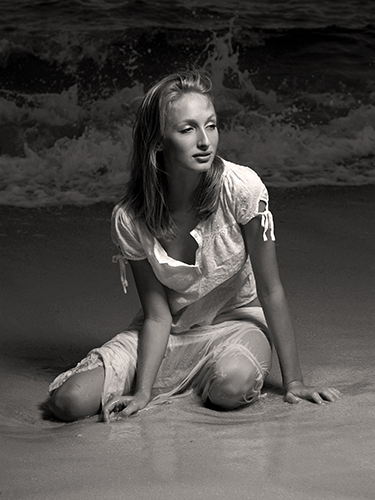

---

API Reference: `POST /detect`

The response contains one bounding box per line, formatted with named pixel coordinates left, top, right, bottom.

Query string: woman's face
left=160, top=92, right=219, bottom=177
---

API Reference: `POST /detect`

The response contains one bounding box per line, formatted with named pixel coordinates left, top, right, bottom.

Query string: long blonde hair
left=123, top=70, right=224, bottom=240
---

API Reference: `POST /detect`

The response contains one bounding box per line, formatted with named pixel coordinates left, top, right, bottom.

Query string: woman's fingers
left=283, top=392, right=301, bottom=404
left=120, top=401, right=141, bottom=418
left=310, top=391, right=324, bottom=404
left=102, top=396, right=133, bottom=422
left=285, top=386, right=342, bottom=405
left=102, top=393, right=151, bottom=422
left=319, top=387, right=342, bottom=402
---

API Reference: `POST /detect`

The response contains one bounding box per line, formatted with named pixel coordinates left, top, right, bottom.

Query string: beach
left=1, top=0, right=375, bottom=497
left=1, top=185, right=374, bottom=500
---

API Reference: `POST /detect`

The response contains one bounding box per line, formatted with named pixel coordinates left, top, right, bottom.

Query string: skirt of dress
left=49, top=306, right=272, bottom=410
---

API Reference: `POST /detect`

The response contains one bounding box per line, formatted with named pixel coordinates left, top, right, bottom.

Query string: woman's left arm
left=241, top=214, right=341, bottom=404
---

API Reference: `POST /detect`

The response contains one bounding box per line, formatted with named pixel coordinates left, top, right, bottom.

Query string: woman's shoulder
left=112, top=201, right=138, bottom=234
left=112, top=200, right=134, bottom=222
left=220, top=158, right=266, bottom=196
left=111, top=201, right=147, bottom=260
left=218, top=158, right=270, bottom=226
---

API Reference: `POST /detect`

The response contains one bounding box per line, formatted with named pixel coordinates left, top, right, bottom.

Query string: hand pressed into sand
left=284, top=380, right=342, bottom=405
left=102, top=392, right=151, bottom=422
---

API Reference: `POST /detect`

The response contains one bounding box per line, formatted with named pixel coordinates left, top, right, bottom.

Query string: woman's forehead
left=167, top=93, right=215, bottom=120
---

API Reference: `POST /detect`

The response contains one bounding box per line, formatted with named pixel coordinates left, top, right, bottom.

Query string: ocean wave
left=1, top=24, right=375, bottom=206
left=1, top=85, right=374, bottom=207
left=1, top=0, right=375, bottom=35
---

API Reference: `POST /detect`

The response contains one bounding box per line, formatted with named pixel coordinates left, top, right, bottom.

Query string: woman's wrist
left=134, top=387, right=152, bottom=399
left=284, top=379, right=304, bottom=391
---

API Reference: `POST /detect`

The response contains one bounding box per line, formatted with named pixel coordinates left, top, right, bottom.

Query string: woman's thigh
left=208, top=318, right=271, bottom=366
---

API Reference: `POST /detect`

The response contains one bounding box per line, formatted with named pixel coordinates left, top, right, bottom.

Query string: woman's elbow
left=144, top=310, right=173, bottom=329
left=257, top=281, right=286, bottom=303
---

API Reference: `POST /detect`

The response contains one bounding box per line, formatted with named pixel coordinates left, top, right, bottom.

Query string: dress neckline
left=153, top=223, right=202, bottom=267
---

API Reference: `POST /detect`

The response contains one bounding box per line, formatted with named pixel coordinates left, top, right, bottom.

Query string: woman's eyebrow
left=178, top=113, right=217, bottom=125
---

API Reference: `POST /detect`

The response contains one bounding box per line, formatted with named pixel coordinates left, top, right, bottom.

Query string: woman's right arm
left=102, top=258, right=172, bottom=421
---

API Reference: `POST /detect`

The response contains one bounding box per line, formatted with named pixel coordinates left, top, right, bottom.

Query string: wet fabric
left=49, top=307, right=272, bottom=409
left=49, top=160, right=276, bottom=409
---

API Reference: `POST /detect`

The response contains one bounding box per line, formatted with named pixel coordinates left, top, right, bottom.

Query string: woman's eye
left=207, top=124, right=217, bottom=130
left=180, top=127, right=193, bottom=134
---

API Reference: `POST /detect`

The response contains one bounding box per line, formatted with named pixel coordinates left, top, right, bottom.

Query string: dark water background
left=1, top=0, right=375, bottom=206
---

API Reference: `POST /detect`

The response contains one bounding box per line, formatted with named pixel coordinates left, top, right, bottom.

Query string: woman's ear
left=156, top=143, right=163, bottom=152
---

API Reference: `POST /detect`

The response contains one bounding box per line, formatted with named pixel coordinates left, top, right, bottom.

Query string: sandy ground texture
left=1, top=186, right=375, bottom=500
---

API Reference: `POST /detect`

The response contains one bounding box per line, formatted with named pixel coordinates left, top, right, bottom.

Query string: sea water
left=0, top=0, right=375, bottom=206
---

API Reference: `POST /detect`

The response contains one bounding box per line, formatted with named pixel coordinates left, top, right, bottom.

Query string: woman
left=48, top=70, right=340, bottom=422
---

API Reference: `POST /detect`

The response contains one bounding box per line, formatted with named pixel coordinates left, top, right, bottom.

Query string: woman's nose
left=197, top=129, right=210, bottom=148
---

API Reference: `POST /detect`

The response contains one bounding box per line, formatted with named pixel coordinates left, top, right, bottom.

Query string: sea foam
left=1, top=26, right=374, bottom=207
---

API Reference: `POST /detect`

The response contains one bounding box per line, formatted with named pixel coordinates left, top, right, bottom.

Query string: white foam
left=219, top=105, right=375, bottom=187
left=1, top=29, right=374, bottom=207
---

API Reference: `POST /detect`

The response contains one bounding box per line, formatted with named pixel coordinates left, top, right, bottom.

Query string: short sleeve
left=222, top=161, right=275, bottom=241
left=111, top=203, right=147, bottom=260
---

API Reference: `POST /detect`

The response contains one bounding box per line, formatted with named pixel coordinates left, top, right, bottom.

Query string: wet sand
left=1, top=186, right=375, bottom=500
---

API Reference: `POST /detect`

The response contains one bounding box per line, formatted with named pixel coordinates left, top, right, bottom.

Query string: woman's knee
left=208, top=355, right=262, bottom=410
left=49, top=383, right=86, bottom=422
left=49, top=368, right=104, bottom=422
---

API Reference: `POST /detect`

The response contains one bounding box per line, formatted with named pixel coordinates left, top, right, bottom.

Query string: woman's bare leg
left=49, top=367, right=105, bottom=422
left=197, top=322, right=272, bottom=410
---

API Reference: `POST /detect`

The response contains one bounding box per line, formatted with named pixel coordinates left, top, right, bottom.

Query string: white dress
left=49, top=160, right=276, bottom=409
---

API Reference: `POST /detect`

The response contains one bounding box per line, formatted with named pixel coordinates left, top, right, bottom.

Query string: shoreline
left=1, top=184, right=375, bottom=500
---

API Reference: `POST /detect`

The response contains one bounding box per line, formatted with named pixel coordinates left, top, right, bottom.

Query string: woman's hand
left=102, top=392, right=151, bottom=422
left=284, top=380, right=342, bottom=405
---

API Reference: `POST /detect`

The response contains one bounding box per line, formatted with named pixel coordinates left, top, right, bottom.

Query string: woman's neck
left=167, top=171, right=202, bottom=214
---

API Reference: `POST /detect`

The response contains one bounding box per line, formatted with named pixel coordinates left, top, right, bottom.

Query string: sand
left=1, top=185, right=375, bottom=500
